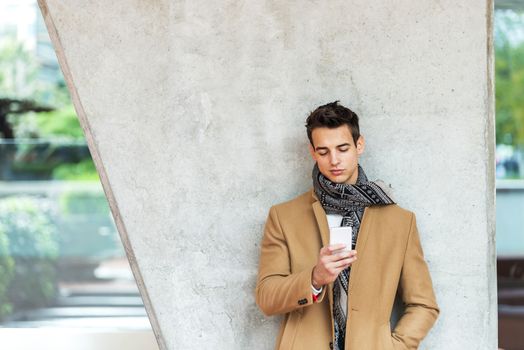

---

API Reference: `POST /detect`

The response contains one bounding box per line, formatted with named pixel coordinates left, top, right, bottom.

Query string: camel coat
left=255, top=189, right=439, bottom=350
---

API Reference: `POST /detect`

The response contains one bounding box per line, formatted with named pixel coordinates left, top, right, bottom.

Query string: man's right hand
left=311, top=244, right=357, bottom=289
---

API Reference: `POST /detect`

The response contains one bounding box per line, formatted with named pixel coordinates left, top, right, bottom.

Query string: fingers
left=320, top=247, right=357, bottom=261
left=320, top=244, right=347, bottom=255
left=319, top=245, right=333, bottom=255
left=330, top=255, right=357, bottom=269
left=320, top=244, right=355, bottom=254
left=315, top=246, right=358, bottom=285
left=327, top=245, right=356, bottom=255
left=328, top=244, right=347, bottom=253
left=322, top=252, right=357, bottom=274
left=319, top=257, right=357, bottom=282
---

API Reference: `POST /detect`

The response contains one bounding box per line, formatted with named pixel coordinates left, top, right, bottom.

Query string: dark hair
left=305, top=100, right=360, bottom=146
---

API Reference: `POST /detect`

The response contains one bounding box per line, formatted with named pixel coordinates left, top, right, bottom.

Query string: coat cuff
left=309, top=266, right=327, bottom=304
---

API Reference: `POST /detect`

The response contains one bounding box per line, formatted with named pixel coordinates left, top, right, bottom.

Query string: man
left=255, top=101, right=439, bottom=350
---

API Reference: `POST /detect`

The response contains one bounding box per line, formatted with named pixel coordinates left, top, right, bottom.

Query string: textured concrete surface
left=38, top=1, right=496, bottom=349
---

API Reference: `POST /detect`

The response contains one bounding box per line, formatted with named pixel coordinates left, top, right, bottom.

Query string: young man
left=255, top=101, right=439, bottom=350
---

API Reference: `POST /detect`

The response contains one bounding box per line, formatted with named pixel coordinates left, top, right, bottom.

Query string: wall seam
left=485, top=0, right=498, bottom=348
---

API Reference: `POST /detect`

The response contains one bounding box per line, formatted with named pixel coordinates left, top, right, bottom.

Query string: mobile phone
left=329, top=226, right=353, bottom=255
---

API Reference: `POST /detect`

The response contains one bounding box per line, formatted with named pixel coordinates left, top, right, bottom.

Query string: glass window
left=495, top=3, right=524, bottom=349
left=0, top=1, right=157, bottom=349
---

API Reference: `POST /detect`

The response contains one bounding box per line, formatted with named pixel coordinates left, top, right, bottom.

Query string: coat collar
left=311, top=188, right=329, bottom=247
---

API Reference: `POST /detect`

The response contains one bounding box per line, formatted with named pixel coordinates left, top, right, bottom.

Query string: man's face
left=308, top=125, right=365, bottom=185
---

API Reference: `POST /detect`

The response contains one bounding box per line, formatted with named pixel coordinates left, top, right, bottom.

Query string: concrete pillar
left=39, top=1, right=496, bottom=349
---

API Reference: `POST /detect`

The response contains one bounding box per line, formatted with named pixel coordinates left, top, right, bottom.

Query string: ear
left=356, top=135, right=365, bottom=156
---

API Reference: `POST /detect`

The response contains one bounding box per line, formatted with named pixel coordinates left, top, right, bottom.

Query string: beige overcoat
left=255, top=189, right=439, bottom=350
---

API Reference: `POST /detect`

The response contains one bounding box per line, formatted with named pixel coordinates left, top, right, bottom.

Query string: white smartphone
left=329, top=226, right=353, bottom=255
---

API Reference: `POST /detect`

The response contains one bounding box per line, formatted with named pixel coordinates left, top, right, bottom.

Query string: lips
left=330, top=169, right=344, bottom=176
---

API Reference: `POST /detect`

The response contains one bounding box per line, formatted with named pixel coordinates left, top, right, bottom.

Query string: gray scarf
left=312, top=163, right=394, bottom=350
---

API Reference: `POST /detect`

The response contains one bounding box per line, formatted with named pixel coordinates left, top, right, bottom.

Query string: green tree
left=0, top=197, right=59, bottom=313
left=0, top=36, right=37, bottom=100
left=0, top=34, right=70, bottom=108
left=35, top=105, right=83, bottom=139
left=0, top=226, right=15, bottom=321
left=495, top=10, right=524, bottom=146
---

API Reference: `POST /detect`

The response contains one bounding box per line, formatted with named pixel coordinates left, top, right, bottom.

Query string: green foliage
left=0, top=197, right=58, bottom=258
left=59, top=189, right=110, bottom=215
left=57, top=188, right=121, bottom=259
left=52, top=159, right=99, bottom=181
left=0, top=226, right=15, bottom=320
left=35, top=105, right=84, bottom=140
left=0, top=35, right=37, bottom=100
left=0, top=34, right=72, bottom=140
left=0, top=33, right=70, bottom=108
left=495, top=10, right=524, bottom=146
left=0, top=197, right=59, bottom=313
left=5, top=101, right=99, bottom=181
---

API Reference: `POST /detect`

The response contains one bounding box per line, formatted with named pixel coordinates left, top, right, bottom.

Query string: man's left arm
left=391, top=213, right=440, bottom=349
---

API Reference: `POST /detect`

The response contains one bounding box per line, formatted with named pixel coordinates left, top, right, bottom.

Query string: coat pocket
left=381, top=323, right=408, bottom=350
left=379, top=323, right=395, bottom=350
left=390, top=330, right=408, bottom=350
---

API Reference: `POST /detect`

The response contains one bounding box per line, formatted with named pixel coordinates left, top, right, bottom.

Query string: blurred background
left=0, top=1, right=157, bottom=349
left=0, top=0, right=524, bottom=349
left=497, top=2, right=524, bottom=350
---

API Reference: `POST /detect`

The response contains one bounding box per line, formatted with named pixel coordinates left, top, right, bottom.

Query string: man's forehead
left=311, top=126, right=355, bottom=147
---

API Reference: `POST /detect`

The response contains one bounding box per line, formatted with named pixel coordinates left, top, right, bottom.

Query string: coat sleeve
left=391, top=213, right=440, bottom=349
left=255, top=206, right=325, bottom=316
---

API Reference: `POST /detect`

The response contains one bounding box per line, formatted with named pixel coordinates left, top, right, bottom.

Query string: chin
left=328, top=175, right=349, bottom=184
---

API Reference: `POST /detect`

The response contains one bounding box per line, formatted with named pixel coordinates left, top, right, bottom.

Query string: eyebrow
left=315, top=143, right=351, bottom=151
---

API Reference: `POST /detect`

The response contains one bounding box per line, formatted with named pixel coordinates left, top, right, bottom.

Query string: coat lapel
left=311, top=189, right=334, bottom=329
left=312, top=200, right=330, bottom=248
left=347, top=207, right=372, bottom=295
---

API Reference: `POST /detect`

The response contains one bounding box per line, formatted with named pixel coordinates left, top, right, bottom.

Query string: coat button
left=298, top=298, right=307, bottom=305
left=329, top=341, right=333, bottom=349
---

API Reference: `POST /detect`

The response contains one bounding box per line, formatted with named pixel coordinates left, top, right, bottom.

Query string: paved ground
left=0, top=328, right=159, bottom=350
left=0, top=257, right=159, bottom=349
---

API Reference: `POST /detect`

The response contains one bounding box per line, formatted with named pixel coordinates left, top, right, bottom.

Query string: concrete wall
left=38, top=1, right=496, bottom=349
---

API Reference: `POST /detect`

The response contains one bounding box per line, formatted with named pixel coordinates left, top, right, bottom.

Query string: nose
left=329, top=152, right=340, bottom=166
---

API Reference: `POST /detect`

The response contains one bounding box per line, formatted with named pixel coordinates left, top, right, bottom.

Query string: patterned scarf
left=312, top=163, right=395, bottom=350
